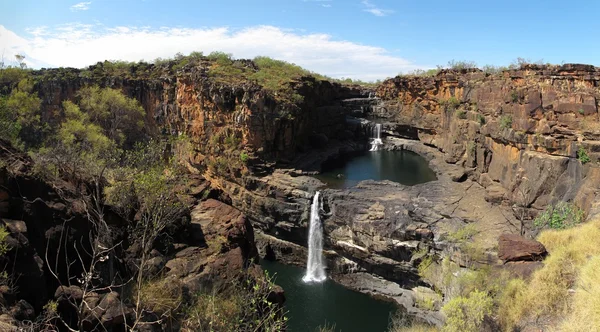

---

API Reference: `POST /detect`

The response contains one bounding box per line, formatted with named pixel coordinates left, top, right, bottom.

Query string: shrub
left=467, top=142, right=476, bottom=157
left=454, top=110, right=467, bottom=119
left=577, top=146, right=591, bottom=164
left=500, top=115, right=512, bottom=129
left=446, top=60, right=478, bottom=70
left=533, top=201, right=584, bottom=229
left=447, top=224, right=477, bottom=242
left=441, top=290, right=493, bottom=332
left=183, top=272, right=286, bottom=331
left=136, top=277, right=183, bottom=317
left=477, top=114, right=485, bottom=125
left=0, top=226, right=9, bottom=256
left=388, top=310, right=439, bottom=332
left=440, top=96, right=460, bottom=110
left=578, top=108, right=585, bottom=115
left=239, top=151, right=249, bottom=163
left=510, top=91, right=519, bottom=103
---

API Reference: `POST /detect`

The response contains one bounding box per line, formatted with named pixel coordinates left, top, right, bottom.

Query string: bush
left=183, top=272, right=286, bottom=331
left=454, top=110, right=466, bottom=119
left=510, top=91, right=519, bottom=103
left=500, top=115, right=512, bottom=129
left=467, top=142, right=476, bottom=157
left=440, top=96, right=460, bottom=110
left=447, top=224, right=477, bottom=242
left=446, top=60, right=478, bottom=70
left=0, top=226, right=9, bottom=256
left=136, top=277, right=183, bottom=317
left=577, top=146, right=591, bottom=164
left=388, top=310, right=439, bottom=332
left=240, top=151, right=249, bottom=163
left=477, top=114, right=486, bottom=125
left=441, top=290, right=493, bottom=332
left=533, top=201, right=584, bottom=229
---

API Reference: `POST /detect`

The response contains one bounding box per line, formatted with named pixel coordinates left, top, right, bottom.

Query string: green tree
left=77, top=86, right=145, bottom=147
left=0, top=78, right=43, bottom=148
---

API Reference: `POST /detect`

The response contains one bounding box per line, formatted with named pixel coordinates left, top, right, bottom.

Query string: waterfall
left=369, top=123, right=383, bottom=151
left=302, top=191, right=326, bottom=283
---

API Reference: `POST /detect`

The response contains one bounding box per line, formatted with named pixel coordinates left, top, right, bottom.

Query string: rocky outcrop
left=498, top=233, right=547, bottom=262
left=375, top=65, right=600, bottom=219
left=165, top=199, right=260, bottom=294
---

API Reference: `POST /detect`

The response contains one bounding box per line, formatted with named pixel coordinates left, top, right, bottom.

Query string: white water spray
left=302, top=191, right=326, bottom=283
left=369, top=123, right=383, bottom=151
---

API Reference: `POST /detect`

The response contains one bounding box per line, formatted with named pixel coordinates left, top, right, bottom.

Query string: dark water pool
left=261, top=260, right=397, bottom=332
left=315, top=150, right=437, bottom=189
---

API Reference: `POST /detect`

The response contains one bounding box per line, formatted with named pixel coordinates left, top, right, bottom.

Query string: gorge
left=0, top=56, right=599, bottom=331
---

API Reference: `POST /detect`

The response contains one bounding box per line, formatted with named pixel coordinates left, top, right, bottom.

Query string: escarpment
left=5, top=59, right=600, bottom=329
left=374, top=65, right=600, bottom=217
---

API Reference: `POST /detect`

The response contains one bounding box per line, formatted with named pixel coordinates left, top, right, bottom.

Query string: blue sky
left=1, top=0, right=599, bottom=80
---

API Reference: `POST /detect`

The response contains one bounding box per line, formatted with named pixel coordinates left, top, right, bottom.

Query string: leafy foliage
left=0, top=226, right=10, bottom=256
left=77, top=86, right=145, bottom=147
left=533, top=201, right=584, bottom=229
left=500, top=115, right=512, bottom=129
left=441, top=290, right=493, bottom=332
left=454, top=109, right=467, bottom=119
left=577, top=146, right=591, bottom=164
left=446, top=60, right=478, bottom=70
left=182, top=272, right=287, bottom=331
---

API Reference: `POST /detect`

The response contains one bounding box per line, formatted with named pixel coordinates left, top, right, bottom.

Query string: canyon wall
left=375, top=64, right=600, bottom=217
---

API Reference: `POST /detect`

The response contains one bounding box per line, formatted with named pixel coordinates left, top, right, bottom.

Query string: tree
left=77, top=86, right=145, bottom=148
left=0, top=78, right=43, bottom=148
left=15, top=54, right=26, bottom=69
left=104, top=140, right=188, bottom=329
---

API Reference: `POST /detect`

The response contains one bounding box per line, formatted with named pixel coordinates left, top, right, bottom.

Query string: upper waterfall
left=369, top=123, right=383, bottom=151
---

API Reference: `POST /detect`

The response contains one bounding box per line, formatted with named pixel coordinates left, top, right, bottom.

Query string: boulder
left=9, top=300, right=35, bottom=321
left=498, top=234, right=547, bottom=262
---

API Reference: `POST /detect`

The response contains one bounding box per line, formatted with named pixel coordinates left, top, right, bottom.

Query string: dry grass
left=498, top=218, right=600, bottom=331
left=559, top=256, right=600, bottom=332
left=136, top=277, right=183, bottom=316
left=388, top=311, right=439, bottom=332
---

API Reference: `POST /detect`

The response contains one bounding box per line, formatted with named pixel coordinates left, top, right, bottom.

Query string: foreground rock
left=498, top=234, right=547, bottom=262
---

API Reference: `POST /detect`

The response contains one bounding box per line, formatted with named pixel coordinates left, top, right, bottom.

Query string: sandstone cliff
left=375, top=64, right=600, bottom=218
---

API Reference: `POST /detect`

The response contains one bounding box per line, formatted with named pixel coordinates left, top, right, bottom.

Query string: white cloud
left=70, top=2, right=92, bottom=12
left=322, top=4, right=332, bottom=7
left=361, top=0, right=394, bottom=16
left=0, top=24, right=420, bottom=81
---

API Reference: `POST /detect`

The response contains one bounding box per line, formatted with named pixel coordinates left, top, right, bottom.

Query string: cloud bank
left=0, top=24, right=419, bottom=81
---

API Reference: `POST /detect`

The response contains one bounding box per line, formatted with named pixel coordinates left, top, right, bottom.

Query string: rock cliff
left=375, top=65, right=600, bottom=218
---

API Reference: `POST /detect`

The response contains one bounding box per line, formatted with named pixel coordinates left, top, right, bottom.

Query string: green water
left=261, top=260, right=397, bottom=332
left=315, top=150, right=437, bottom=189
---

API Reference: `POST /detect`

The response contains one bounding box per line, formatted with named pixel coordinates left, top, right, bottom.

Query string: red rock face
left=498, top=233, right=547, bottom=262
left=376, top=65, right=600, bottom=213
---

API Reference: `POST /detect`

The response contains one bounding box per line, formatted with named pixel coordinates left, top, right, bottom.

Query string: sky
left=1, top=0, right=599, bottom=81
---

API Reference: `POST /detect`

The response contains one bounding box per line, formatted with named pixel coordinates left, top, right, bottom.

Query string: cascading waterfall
left=369, top=123, right=383, bottom=151
left=302, top=191, right=327, bottom=283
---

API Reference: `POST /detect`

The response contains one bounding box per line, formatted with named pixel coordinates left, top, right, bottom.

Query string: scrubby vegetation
left=577, top=146, right=591, bottom=164
left=499, top=217, right=600, bottom=331
left=500, top=115, right=512, bottom=129
left=533, top=201, right=584, bottom=229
